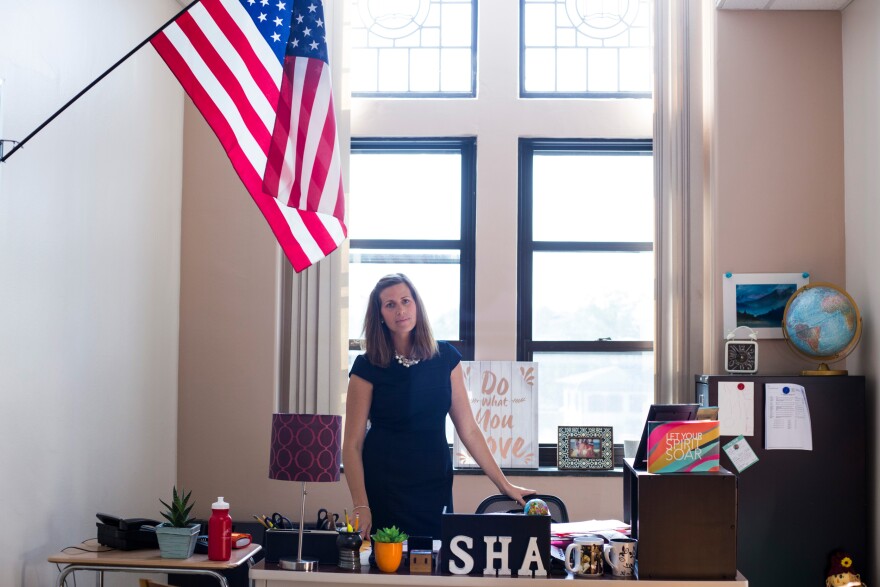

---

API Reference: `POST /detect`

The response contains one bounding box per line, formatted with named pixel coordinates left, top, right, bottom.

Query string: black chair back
left=474, top=494, right=569, bottom=524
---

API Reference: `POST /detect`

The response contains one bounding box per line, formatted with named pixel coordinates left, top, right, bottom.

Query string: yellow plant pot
left=373, top=541, right=403, bottom=573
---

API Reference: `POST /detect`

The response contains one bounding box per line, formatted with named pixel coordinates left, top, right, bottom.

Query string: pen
left=253, top=515, right=269, bottom=529
left=355, top=513, right=359, bottom=532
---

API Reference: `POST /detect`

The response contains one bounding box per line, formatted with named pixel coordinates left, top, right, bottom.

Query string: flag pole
left=0, top=0, right=201, bottom=164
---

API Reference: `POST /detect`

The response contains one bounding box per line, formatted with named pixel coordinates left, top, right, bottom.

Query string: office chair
left=475, top=494, right=570, bottom=524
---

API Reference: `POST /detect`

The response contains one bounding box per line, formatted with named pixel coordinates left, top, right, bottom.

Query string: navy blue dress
left=350, top=341, right=461, bottom=540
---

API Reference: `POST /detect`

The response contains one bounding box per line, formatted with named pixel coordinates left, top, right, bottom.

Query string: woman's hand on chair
left=501, top=484, right=536, bottom=507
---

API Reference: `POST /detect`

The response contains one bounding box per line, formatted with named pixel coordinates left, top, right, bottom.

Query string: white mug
left=603, top=537, right=637, bottom=577
left=564, top=535, right=605, bottom=577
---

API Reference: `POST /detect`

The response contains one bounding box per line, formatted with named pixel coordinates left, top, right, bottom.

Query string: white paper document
left=764, top=383, right=813, bottom=450
left=718, top=381, right=755, bottom=436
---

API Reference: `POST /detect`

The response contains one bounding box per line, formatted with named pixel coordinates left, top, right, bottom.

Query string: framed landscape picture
left=722, top=272, right=809, bottom=339
left=557, top=426, right=613, bottom=470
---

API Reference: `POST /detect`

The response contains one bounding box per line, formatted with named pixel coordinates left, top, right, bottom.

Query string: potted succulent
left=155, top=486, right=200, bottom=559
left=371, top=526, right=408, bottom=573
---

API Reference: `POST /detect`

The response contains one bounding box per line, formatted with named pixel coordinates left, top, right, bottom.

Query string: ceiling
left=716, top=0, right=853, bottom=9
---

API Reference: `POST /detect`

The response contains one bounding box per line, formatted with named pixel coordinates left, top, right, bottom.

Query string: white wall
left=842, top=0, right=880, bottom=579
left=0, top=1, right=184, bottom=585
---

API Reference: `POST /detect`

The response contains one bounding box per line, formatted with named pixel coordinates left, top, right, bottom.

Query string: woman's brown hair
left=362, top=273, right=438, bottom=367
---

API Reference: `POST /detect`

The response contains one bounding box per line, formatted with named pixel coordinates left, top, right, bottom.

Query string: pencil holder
left=336, top=531, right=363, bottom=571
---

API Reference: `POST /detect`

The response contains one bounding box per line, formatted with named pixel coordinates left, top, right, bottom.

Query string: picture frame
left=557, top=426, right=613, bottom=470
left=722, top=272, right=809, bottom=339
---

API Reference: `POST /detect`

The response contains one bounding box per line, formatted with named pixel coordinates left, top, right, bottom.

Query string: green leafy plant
left=159, top=486, right=196, bottom=528
left=371, top=525, right=409, bottom=543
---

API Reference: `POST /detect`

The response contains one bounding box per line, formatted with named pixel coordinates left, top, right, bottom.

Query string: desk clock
left=725, top=326, right=758, bottom=374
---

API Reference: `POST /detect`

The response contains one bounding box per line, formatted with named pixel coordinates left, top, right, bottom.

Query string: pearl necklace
left=395, top=352, right=420, bottom=368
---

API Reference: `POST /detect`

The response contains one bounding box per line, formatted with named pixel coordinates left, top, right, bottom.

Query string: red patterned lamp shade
left=269, top=413, right=341, bottom=482
left=268, top=413, right=341, bottom=571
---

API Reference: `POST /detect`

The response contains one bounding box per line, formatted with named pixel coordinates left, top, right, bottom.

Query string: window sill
left=339, top=466, right=623, bottom=478
left=453, top=466, right=622, bottom=478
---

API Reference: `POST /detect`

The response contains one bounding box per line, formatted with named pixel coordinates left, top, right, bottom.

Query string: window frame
left=350, top=0, right=479, bottom=99
left=518, top=0, right=653, bottom=100
left=517, top=138, right=654, bottom=358
left=348, top=137, right=477, bottom=360
left=517, top=138, right=654, bottom=467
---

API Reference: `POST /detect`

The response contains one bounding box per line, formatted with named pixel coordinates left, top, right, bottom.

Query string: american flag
left=151, top=0, right=346, bottom=272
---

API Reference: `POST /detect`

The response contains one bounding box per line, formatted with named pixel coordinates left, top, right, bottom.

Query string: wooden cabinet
left=696, top=375, right=867, bottom=587
left=623, top=461, right=737, bottom=580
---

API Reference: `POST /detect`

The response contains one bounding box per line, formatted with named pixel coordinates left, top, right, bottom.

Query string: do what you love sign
left=454, top=361, right=539, bottom=469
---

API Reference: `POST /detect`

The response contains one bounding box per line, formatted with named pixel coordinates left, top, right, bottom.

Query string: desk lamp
left=269, top=413, right=341, bottom=571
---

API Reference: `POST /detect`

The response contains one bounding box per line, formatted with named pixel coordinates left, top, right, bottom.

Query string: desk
left=250, top=560, right=748, bottom=586
left=48, top=540, right=261, bottom=587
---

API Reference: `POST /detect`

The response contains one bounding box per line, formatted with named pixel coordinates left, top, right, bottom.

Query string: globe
left=523, top=498, right=549, bottom=516
left=782, top=282, right=862, bottom=375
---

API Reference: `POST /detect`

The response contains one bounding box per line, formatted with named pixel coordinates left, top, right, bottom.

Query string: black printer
left=96, top=513, right=160, bottom=550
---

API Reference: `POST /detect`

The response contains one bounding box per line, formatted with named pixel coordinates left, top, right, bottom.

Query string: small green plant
left=371, top=526, right=409, bottom=543
left=159, top=486, right=196, bottom=528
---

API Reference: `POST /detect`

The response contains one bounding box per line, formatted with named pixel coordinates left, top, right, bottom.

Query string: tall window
left=347, top=138, right=476, bottom=364
left=349, top=2, right=655, bottom=467
left=520, top=0, right=652, bottom=97
left=350, top=0, right=478, bottom=97
left=518, top=139, right=654, bottom=444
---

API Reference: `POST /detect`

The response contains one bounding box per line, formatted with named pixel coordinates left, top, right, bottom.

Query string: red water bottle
left=208, top=496, right=232, bottom=561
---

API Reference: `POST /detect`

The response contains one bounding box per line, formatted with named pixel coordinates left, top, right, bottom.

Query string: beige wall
left=176, top=97, right=286, bottom=517
left=175, top=91, right=624, bottom=515
left=174, top=0, right=350, bottom=522
left=0, top=2, right=861, bottom=586
left=177, top=1, right=852, bottom=537
left=841, top=0, right=880, bottom=578
left=0, top=1, right=184, bottom=585
left=713, top=9, right=846, bottom=373
left=174, top=101, right=626, bottom=523
left=174, top=0, right=640, bottom=526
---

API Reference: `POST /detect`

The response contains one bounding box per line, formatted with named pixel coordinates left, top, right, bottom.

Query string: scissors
left=269, top=512, right=294, bottom=530
left=316, top=508, right=339, bottom=530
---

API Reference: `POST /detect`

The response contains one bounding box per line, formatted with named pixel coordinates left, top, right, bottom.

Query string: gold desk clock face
left=726, top=340, right=758, bottom=374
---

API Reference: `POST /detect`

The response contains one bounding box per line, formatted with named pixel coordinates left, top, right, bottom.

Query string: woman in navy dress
left=343, top=273, right=534, bottom=541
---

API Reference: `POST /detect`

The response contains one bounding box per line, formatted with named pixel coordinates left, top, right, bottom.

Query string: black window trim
left=517, top=138, right=653, bottom=468
left=348, top=137, right=477, bottom=360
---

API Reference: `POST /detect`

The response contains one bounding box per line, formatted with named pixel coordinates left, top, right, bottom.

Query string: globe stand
left=801, top=362, right=848, bottom=376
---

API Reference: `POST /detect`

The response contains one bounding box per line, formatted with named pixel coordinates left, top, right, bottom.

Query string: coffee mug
left=564, top=535, right=605, bottom=577
left=603, top=537, right=637, bottom=577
